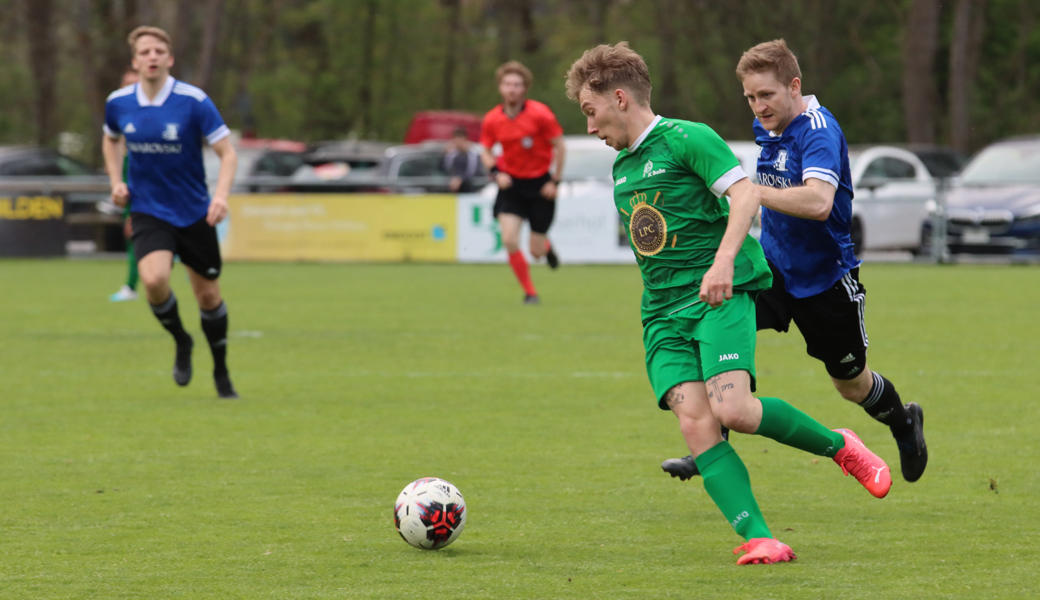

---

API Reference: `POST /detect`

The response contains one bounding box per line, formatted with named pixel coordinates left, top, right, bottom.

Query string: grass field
left=1, top=259, right=1038, bottom=599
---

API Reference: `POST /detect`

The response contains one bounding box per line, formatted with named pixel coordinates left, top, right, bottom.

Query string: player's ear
left=615, top=89, right=626, bottom=111
left=789, top=77, right=801, bottom=96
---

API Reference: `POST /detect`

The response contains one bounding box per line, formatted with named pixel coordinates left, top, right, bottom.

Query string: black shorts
left=756, top=263, right=868, bottom=380
left=493, top=173, right=556, bottom=234
left=131, top=212, right=223, bottom=280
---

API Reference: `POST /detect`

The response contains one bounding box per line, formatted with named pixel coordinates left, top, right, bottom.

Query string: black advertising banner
left=0, top=195, right=68, bottom=256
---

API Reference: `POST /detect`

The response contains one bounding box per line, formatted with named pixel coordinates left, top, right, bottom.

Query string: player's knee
left=710, top=395, right=759, bottom=434
left=139, top=269, right=167, bottom=292
left=195, top=289, right=221, bottom=311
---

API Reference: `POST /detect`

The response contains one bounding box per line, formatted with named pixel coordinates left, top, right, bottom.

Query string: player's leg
left=701, top=292, right=891, bottom=497
left=497, top=210, right=538, bottom=303
left=797, top=269, right=927, bottom=482
left=179, top=219, right=238, bottom=399
left=135, top=218, right=194, bottom=387
left=111, top=216, right=139, bottom=301
left=528, top=178, right=559, bottom=269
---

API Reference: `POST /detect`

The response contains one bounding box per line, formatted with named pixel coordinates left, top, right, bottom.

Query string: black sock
left=151, top=292, right=191, bottom=344
left=200, top=301, right=229, bottom=376
left=860, top=371, right=912, bottom=434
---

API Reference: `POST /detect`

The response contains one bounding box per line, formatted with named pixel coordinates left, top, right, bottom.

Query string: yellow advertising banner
left=224, top=194, right=457, bottom=262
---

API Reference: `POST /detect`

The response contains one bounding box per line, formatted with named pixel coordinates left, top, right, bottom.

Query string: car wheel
left=850, top=217, right=864, bottom=257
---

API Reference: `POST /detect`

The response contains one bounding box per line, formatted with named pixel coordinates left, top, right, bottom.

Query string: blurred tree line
left=2, top=0, right=1038, bottom=163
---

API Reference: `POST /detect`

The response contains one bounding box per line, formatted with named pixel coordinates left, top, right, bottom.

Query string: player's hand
left=699, top=260, right=734, bottom=308
left=495, top=172, right=513, bottom=189
left=111, top=182, right=130, bottom=208
left=207, top=195, right=229, bottom=226
left=540, top=180, right=558, bottom=200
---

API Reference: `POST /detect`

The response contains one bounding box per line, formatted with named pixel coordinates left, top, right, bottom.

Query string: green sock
left=126, top=245, right=138, bottom=290
left=695, top=441, right=772, bottom=541
left=755, top=397, right=846, bottom=458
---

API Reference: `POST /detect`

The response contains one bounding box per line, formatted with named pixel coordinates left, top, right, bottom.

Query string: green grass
left=1, top=259, right=1038, bottom=599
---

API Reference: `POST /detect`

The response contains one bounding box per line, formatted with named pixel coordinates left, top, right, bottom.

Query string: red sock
left=508, top=250, right=537, bottom=296
left=544, top=240, right=552, bottom=253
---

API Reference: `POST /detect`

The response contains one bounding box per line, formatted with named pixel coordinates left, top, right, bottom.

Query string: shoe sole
left=899, top=403, right=928, bottom=483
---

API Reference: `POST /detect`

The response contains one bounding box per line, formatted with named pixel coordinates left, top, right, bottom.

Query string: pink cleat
left=832, top=429, right=892, bottom=498
left=733, top=538, right=796, bottom=565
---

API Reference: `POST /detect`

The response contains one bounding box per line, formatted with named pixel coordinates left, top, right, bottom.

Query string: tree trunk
left=948, top=0, right=986, bottom=152
left=26, top=0, right=57, bottom=146
left=655, top=0, right=679, bottom=118
left=357, top=0, right=378, bottom=136
left=902, top=0, right=941, bottom=143
left=194, top=0, right=226, bottom=90
left=517, top=0, right=540, bottom=55
left=441, top=0, right=462, bottom=109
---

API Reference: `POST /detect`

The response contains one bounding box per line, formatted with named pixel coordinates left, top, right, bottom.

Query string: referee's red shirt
left=480, top=100, right=563, bottom=180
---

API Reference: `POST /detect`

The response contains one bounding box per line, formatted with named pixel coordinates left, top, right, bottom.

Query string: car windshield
left=563, top=146, right=616, bottom=181
left=960, top=142, right=1040, bottom=185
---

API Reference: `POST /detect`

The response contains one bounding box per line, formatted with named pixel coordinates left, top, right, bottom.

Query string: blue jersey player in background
left=102, top=26, right=241, bottom=399
left=662, top=39, right=927, bottom=484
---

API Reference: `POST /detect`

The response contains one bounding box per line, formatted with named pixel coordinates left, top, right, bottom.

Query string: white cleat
left=109, top=285, right=138, bottom=302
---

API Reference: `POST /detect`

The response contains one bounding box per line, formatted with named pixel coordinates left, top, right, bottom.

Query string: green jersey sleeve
left=671, top=122, right=747, bottom=198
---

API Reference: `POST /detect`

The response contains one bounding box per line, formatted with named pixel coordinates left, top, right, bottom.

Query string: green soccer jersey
left=612, top=116, right=771, bottom=320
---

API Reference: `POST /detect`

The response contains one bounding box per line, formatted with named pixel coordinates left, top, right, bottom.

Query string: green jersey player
left=566, top=42, right=892, bottom=565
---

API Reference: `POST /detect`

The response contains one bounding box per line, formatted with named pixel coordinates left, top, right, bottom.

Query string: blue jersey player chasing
left=102, top=26, right=240, bottom=399
left=662, top=39, right=927, bottom=483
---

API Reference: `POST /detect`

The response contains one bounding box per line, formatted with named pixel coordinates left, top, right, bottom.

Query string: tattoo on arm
left=665, top=387, right=685, bottom=408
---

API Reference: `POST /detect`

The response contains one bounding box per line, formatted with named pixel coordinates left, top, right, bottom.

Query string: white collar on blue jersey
left=767, top=94, right=821, bottom=138
left=136, top=76, right=175, bottom=107
left=628, top=115, right=662, bottom=151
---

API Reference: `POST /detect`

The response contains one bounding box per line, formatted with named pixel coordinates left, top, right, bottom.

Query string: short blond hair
left=565, top=42, right=651, bottom=106
left=127, top=26, right=172, bottom=55
left=495, top=61, right=532, bottom=88
left=736, top=39, right=801, bottom=85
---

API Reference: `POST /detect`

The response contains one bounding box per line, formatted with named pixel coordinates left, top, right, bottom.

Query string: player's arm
left=757, top=178, right=835, bottom=221
left=478, top=119, right=511, bottom=189
left=701, top=178, right=760, bottom=307
left=101, top=130, right=128, bottom=207
left=541, top=134, right=566, bottom=199
left=207, top=136, right=238, bottom=226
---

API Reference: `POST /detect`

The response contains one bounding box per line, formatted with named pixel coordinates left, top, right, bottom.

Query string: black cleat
left=523, top=294, right=540, bottom=305
left=173, top=335, right=193, bottom=386
left=214, top=372, right=239, bottom=399
left=661, top=427, right=728, bottom=480
left=662, top=455, right=700, bottom=480
left=893, top=402, right=927, bottom=482
left=546, top=247, right=560, bottom=269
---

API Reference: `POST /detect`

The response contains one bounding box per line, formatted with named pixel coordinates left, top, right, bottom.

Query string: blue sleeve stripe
left=806, top=110, right=828, bottom=130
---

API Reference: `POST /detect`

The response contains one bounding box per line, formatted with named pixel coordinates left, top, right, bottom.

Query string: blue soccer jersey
left=104, top=77, right=230, bottom=227
left=754, top=95, right=859, bottom=298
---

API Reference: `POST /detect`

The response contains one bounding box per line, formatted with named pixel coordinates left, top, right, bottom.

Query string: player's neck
left=140, top=74, right=170, bottom=101
left=772, top=96, right=809, bottom=136
left=625, top=107, right=658, bottom=147
left=503, top=99, right=525, bottom=117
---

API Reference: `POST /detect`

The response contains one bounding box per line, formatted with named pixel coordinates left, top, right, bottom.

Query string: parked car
left=936, top=135, right=1040, bottom=255
left=899, top=144, right=969, bottom=180
left=0, top=146, right=96, bottom=176
left=203, top=138, right=307, bottom=192
left=845, top=145, right=938, bottom=255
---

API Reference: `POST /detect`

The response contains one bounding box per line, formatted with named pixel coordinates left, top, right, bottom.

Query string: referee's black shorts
left=756, top=262, right=868, bottom=380
left=131, top=212, right=223, bottom=280
left=493, top=172, right=556, bottom=234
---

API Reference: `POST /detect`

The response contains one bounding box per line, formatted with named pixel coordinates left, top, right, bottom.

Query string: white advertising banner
left=456, top=185, right=636, bottom=264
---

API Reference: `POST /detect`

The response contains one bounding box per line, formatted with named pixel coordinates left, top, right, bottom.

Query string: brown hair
left=495, top=61, right=532, bottom=88
left=565, top=42, right=651, bottom=106
left=127, top=26, right=173, bottom=55
left=736, top=39, right=801, bottom=85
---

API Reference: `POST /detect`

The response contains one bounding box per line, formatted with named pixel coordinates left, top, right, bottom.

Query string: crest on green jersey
left=629, top=199, right=667, bottom=256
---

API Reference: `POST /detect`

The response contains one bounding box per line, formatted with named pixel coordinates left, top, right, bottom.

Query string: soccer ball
left=394, top=477, right=467, bottom=550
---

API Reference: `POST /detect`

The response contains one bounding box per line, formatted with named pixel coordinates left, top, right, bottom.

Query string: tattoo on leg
left=707, top=376, right=731, bottom=404
left=665, top=387, right=685, bottom=408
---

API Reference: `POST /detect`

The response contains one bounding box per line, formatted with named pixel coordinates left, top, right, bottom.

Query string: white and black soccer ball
left=394, top=477, right=467, bottom=550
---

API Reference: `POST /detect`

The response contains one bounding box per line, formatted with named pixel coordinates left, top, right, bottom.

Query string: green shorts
left=643, top=291, right=758, bottom=410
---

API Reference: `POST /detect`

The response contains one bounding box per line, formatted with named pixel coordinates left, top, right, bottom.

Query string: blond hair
left=736, top=39, right=801, bottom=85
left=127, top=26, right=172, bottom=55
left=495, top=61, right=532, bottom=89
left=565, top=42, right=651, bottom=106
